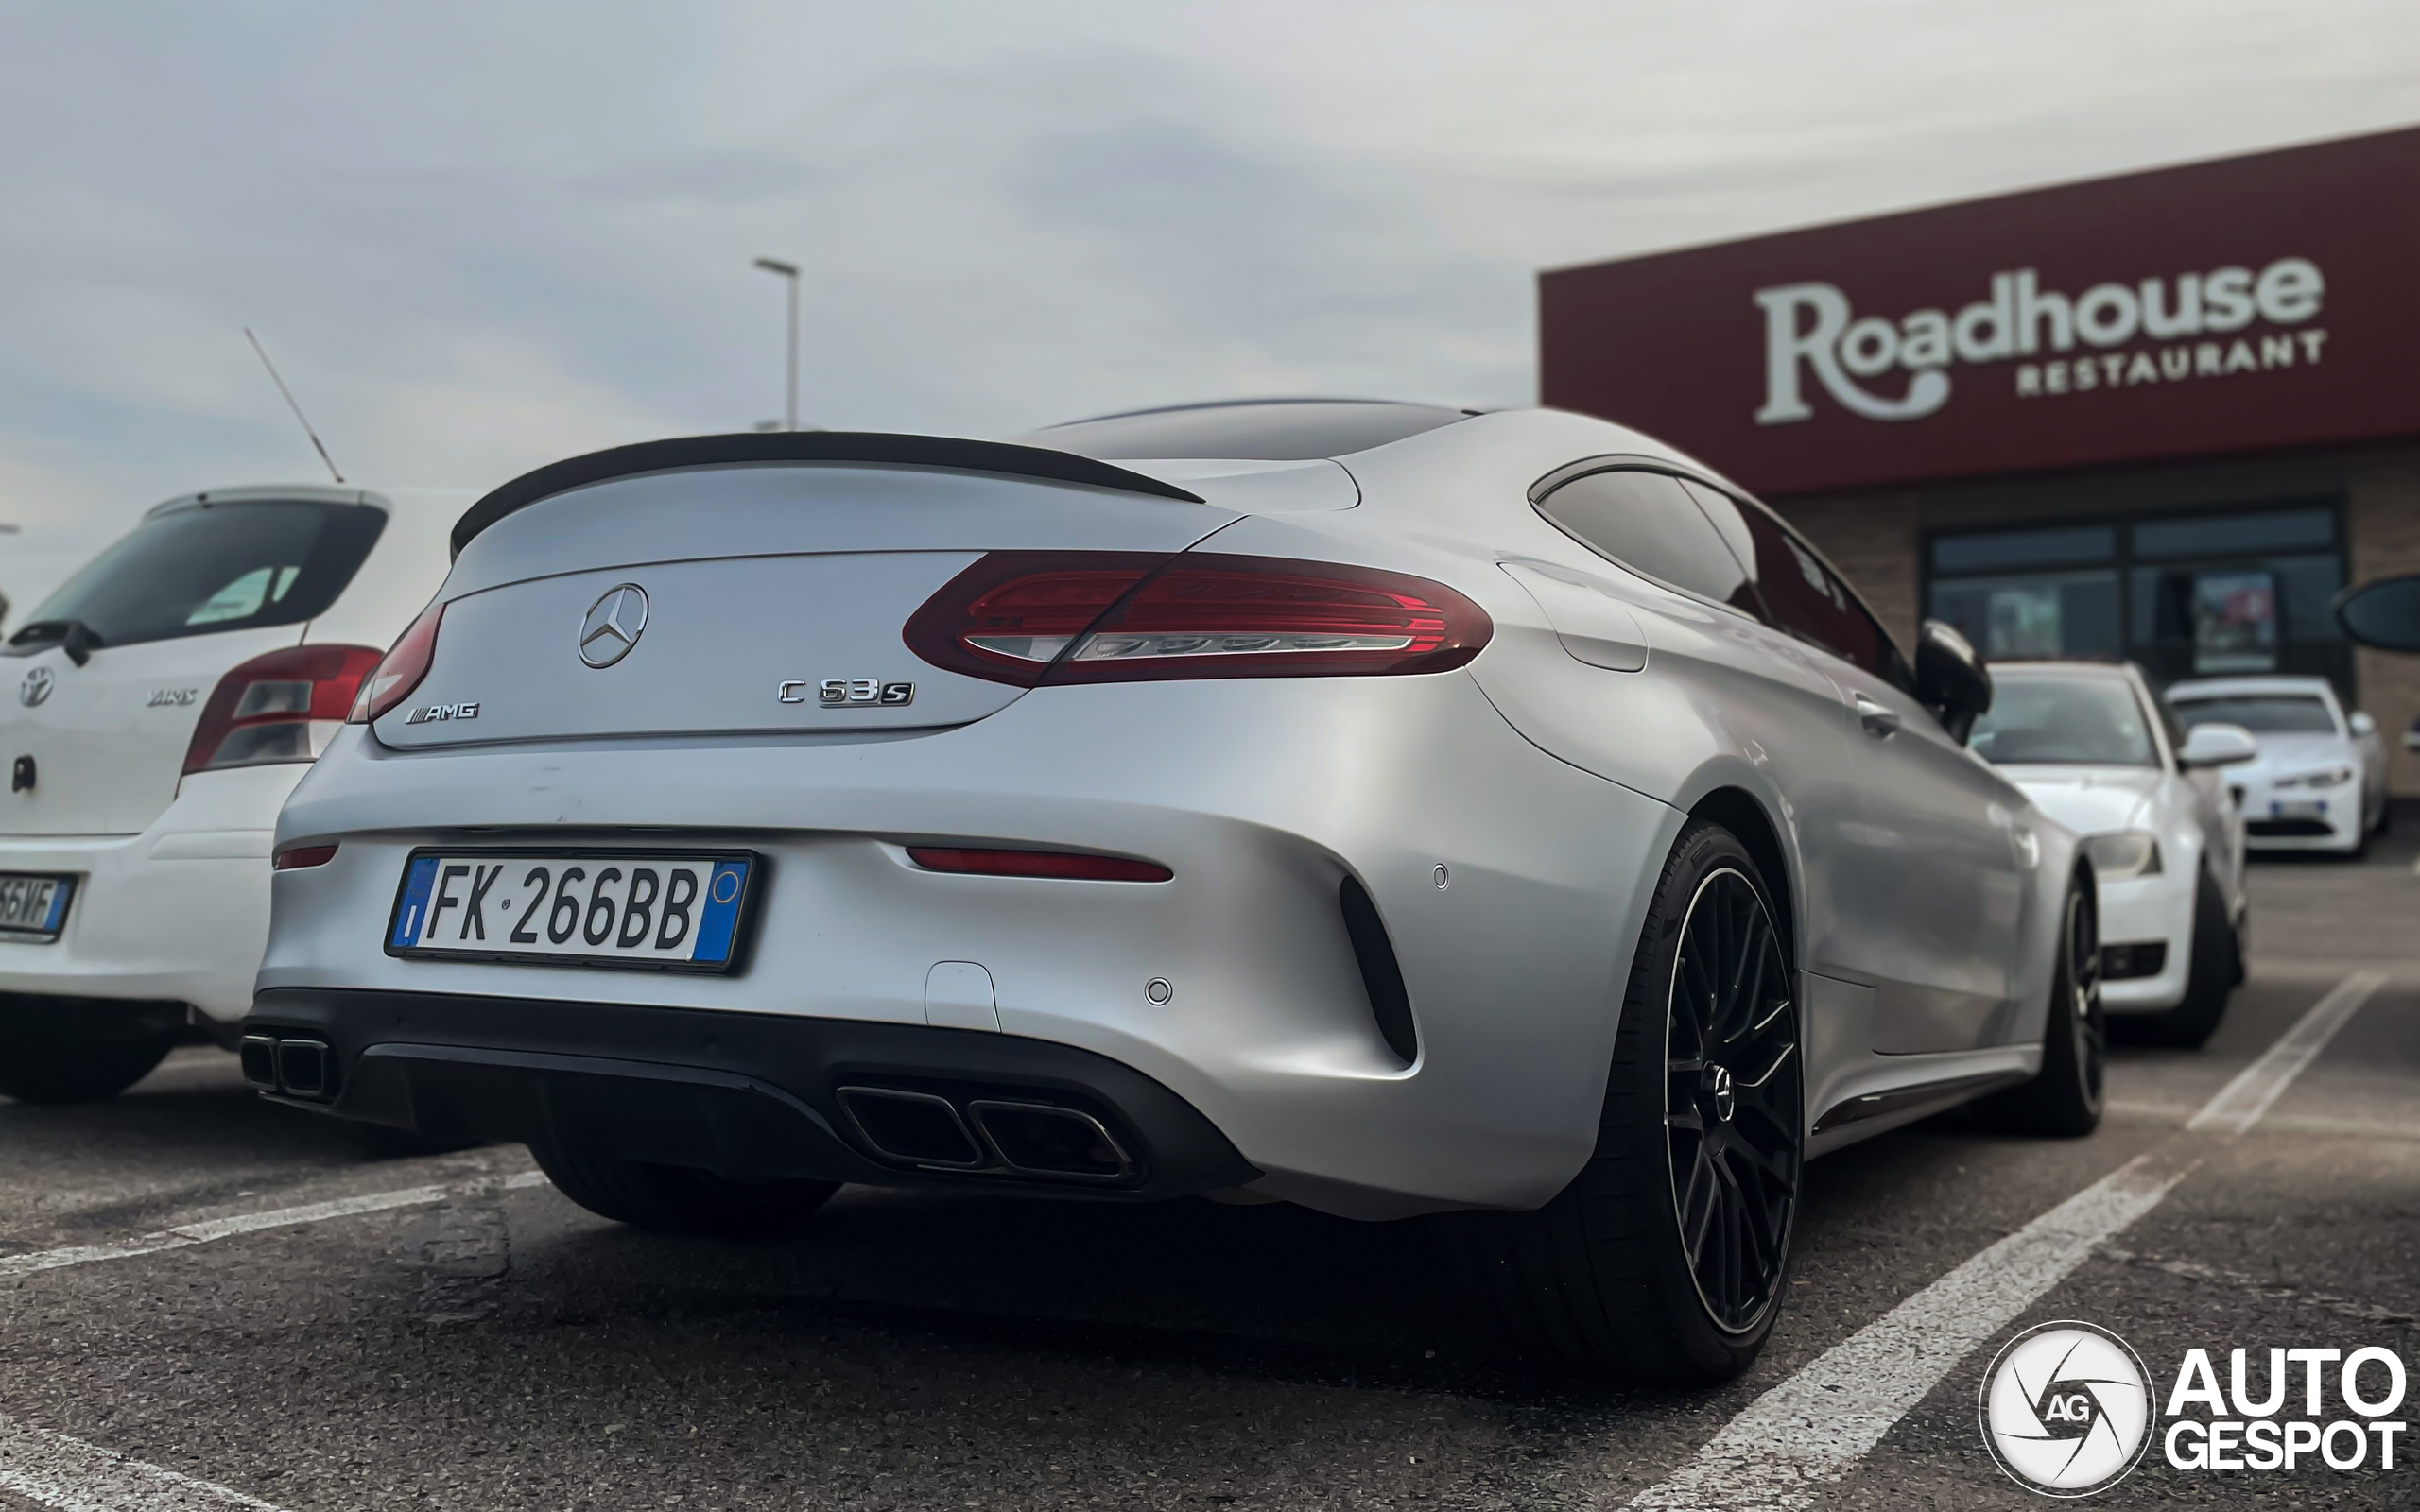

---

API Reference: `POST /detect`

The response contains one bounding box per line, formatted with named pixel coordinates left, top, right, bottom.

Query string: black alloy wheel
left=1438, top=821, right=1802, bottom=1383
left=2062, top=884, right=2107, bottom=1110
left=1665, top=866, right=1802, bottom=1335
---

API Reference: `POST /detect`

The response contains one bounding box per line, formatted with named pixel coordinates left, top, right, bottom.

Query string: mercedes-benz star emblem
left=578, top=584, right=649, bottom=669
left=19, top=667, right=54, bottom=708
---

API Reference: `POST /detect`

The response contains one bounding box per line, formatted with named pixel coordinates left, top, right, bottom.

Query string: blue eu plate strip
left=41, top=880, right=72, bottom=934
left=391, top=856, right=441, bottom=948
left=690, top=861, right=749, bottom=964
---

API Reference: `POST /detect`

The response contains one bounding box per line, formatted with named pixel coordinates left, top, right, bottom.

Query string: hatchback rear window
left=1028, top=401, right=1469, bottom=460
left=10, top=499, right=385, bottom=652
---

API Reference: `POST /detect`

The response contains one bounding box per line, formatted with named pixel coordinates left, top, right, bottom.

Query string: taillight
left=907, top=847, right=1172, bottom=882
left=346, top=601, right=444, bottom=725
left=903, top=552, right=1490, bottom=686
left=182, top=644, right=385, bottom=776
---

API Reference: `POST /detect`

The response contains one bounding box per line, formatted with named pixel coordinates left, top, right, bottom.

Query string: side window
left=1679, top=479, right=1911, bottom=689
left=1534, top=470, right=1754, bottom=612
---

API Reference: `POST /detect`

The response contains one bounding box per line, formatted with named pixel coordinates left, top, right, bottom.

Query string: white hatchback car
left=1967, top=662, right=2251, bottom=1046
left=0, top=485, right=453, bottom=1103
left=2164, top=675, right=2387, bottom=856
left=244, top=404, right=2102, bottom=1383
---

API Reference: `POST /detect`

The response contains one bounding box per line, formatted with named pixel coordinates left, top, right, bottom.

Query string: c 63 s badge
left=779, top=679, right=915, bottom=707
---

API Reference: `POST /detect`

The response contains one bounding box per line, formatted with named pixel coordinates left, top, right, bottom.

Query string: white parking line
left=1623, top=970, right=2387, bottom=1511
left=2187, top=970, right=2385, bottom=1133
left=0, top=1170, right=550, bottom=1282
left=0, top=1412, right=290, bottom=1510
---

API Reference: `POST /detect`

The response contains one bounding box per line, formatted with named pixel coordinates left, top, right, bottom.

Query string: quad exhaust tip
left=837, top=1085, right=1138, bottom=1183
left=240, top=1034, right=339, bottom=1103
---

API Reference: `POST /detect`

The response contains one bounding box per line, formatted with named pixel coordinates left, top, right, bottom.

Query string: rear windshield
left=10, top=499, right=384, bottom=652
left=2169, top=694, right=2338, bottom=735
left=1028, top=401, right=1468, bottom=460
left=1969, top=674, right=2158, bottom=766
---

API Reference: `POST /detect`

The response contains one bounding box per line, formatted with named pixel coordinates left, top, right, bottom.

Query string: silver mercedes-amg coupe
left=241, top=399, right=2100, bottom=1383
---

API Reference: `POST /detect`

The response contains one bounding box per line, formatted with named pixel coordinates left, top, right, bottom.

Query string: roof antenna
left=244, top=327, right=344, bottom=484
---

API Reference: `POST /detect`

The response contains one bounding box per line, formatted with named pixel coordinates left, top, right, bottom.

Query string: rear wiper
left=8, top=618, right=105, bottom=666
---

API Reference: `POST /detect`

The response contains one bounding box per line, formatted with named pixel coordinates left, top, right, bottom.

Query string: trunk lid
left=380, top=459, right=1236, bottom=749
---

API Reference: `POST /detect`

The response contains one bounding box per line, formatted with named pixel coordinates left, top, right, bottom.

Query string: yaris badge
left=578, top=584, right=649, bottom=668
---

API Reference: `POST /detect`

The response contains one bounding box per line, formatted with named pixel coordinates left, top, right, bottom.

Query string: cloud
left=2, top=0, right=2416, bottom=612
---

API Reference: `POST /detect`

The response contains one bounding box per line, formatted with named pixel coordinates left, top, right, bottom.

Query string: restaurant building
left=1540, top=124, right=2420, bottom=791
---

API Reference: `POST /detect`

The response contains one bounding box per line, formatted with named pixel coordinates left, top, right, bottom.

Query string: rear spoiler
left=450, top=432, right=1206, bottom=558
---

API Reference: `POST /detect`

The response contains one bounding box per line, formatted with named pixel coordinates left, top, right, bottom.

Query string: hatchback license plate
left=0, top=872, right=73, bottom=940
left=387, top=850, right=755, bottom=971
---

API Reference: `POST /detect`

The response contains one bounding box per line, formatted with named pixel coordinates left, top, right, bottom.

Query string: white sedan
left=244, top=401, right=2100, bottom=1383
left=2165, top=675, right=2387, bottom=856
left=1967, top=661, right=2251, bottom=1046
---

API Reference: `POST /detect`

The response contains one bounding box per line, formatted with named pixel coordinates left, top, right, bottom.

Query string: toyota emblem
left=578, top=584, right=649, bottom=669
left=18, top=666, right=54, bottom=707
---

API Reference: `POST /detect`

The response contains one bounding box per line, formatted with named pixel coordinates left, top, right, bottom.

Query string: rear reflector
left=903, top=551, right=1490, bottom=686
left=907, top=847, right=1172, bottom=883
left=183, top=644, right=385, bottom=775
left=272, top=844, right=339, bottom=871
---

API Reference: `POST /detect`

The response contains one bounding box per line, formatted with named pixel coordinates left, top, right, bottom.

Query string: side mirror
left=1916, top=619, right=1992, bottom=744
left=2335, top=574, right=2420, bottom=653
left=2350, top=711, right=2377, bottom=737
left=2179, top=722, right=2259, bottom=768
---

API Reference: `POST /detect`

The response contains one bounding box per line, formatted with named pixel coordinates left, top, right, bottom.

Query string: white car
left=1, top=484, right=454, bottom=1103
left=2164, top=675, right=2387, bottom=856
left=1967, top=661, right=2251, bottom=1046
left=244, top=404, right=2099, bottom=1383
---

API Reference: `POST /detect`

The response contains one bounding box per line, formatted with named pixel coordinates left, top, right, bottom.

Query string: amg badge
left=405, top=701, right=480, bottom=725
left=777, top=679, right=915, bottom=707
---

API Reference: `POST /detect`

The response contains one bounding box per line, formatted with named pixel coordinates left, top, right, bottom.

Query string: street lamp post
left=752, top=257, right=800, bottom=432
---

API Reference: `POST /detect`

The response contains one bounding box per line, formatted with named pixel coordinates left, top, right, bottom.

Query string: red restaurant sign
left=1539, top=127, right=2420, bottom=497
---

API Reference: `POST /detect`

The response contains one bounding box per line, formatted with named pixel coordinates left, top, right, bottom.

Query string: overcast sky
left=3, top=0, right=2416, bottom=610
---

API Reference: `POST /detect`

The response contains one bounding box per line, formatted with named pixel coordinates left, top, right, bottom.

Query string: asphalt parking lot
left=4, top=841, right=2415, bottom=1511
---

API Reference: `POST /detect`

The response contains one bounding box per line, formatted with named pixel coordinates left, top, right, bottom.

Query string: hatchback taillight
left=903, top=552, right=1490, bottom=686
left=346, top=601, right=445, bottom=725
left=182, top=644, right=385, bottom=775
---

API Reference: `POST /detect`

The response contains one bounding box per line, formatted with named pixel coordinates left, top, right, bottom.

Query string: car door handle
left=1854, top=695, right=1901, bottom=738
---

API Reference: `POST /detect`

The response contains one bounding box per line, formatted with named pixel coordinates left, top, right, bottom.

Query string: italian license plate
left=0, top=872, right=74, bottom=941
left=386, top=850, right=756, bottom=971
left=2270, top=799, right=2326, bottom=819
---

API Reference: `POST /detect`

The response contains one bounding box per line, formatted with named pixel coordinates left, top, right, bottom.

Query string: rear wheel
left=0, top=997, right=182, bottom=1105
left=2138, top=869, right=2236, bottom=1049
left=531, top=1143, right=840, bottom=1237
left=1442, top=822, right=1801, bottom=1383
left=1985, top=872, right=2104, bottom=1136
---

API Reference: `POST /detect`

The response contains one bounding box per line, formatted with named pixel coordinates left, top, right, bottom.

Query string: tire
left=0, top=997, right=182, bottom=1105
left=1984, top=870, right=2104, bottom=1137
left=2138, top=869, right=2236, bottom=1049
left=1439, top=821, right=1801, bottom=1383
left=531, top=1143, right=840, bottom=1238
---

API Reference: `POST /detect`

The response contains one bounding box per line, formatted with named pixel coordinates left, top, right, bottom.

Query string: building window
left=1926, top=504, right=2345, bottom=693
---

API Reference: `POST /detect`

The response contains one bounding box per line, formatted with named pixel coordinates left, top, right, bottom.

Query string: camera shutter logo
left=1979, top=1321, right=2157, bottom=1497
left=19, top=666, right=54, bottom=708
left=578, top=584, right=649, bottom=669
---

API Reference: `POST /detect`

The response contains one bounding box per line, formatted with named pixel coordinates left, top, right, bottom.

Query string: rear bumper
left=0, top=765, right=304, bottom=1022
left=246, top=987, right=1256, bottom=1200
left=261, top=674, right=1681, bottom=1218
